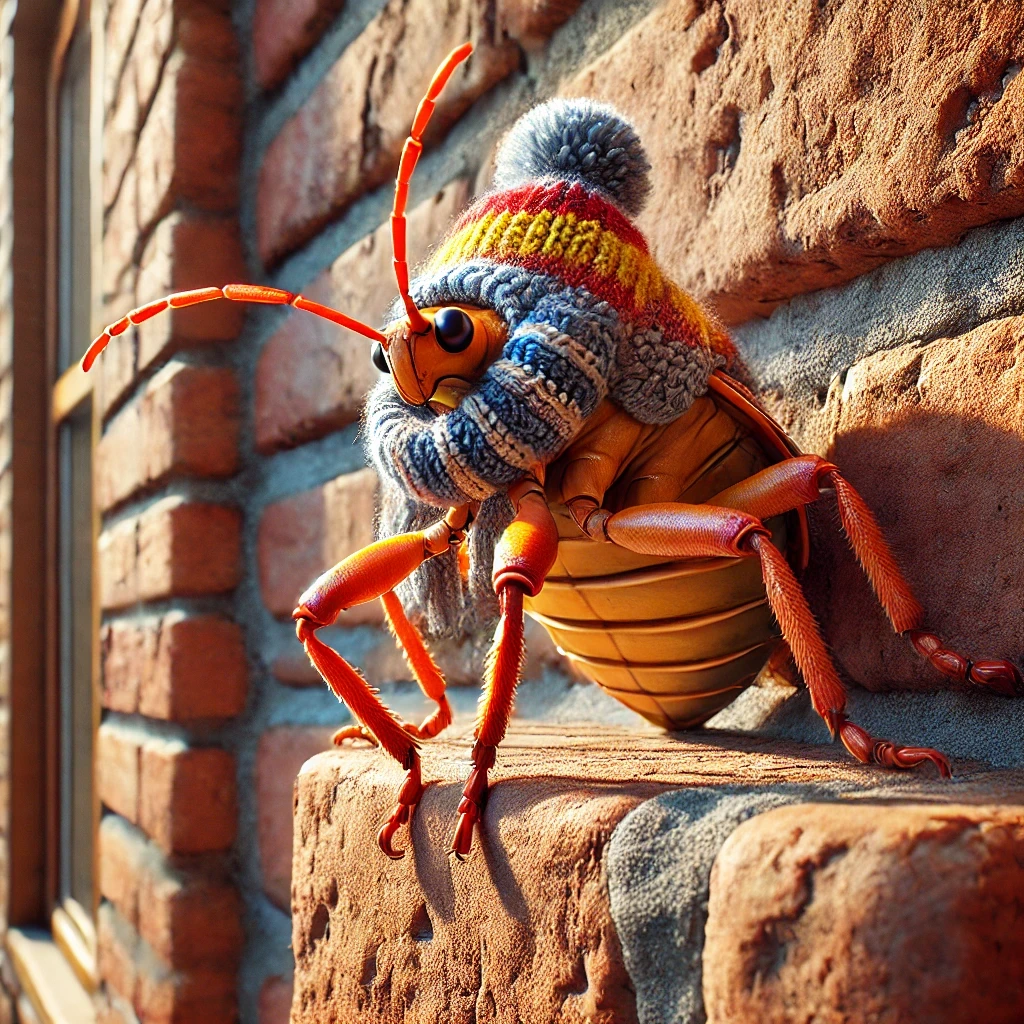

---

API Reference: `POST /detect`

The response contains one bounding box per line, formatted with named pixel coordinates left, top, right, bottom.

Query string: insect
left=84, top=44, right=1022, bottom=861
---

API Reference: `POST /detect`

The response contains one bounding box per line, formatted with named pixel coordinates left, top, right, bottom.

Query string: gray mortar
left=603, top=678, right=1024, bottom=1024
left=733, top=214, right=1024, bottom=403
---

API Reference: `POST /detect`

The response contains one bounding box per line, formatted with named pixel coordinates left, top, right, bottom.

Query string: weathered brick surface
left=703, top=803, right=1024, bottom=1024
left=257, top=727, right=334, bottom=911
left=258, top=467, right=380, bottom=623
left=99, top=815, right=146, bottom=930
left=138, top=860, right=242, bottom=969
left=104, top=0, right=147, bottom=114
left=135, top=966, right=237, bottom=1024
left=252, top=0, right=346, bottom=91
left=256, top=0, right=520, bottom=265
left=497, top=0, right=583, bottom=47
left=96, top=362, right=239, bottom=512
left=99, top=497, right=241, bottom=610
left=134, top=9, right=241, bottom=232
left=774, top=315, right=1024, bottom=692
left=98, top=903, right=138, bottom=1007
left=98, top=899, right=238, bottom=1024
left=139, top=742, right=237, bottom=854
left=255, top=180, right=469, bottom=453
left=97, top=724, right=141, bottom=824
left=134, top=213, right=246, bottom=375
left=564, top=1, right=1024, bottom=324
left=101, top=613, right=247, bottom=721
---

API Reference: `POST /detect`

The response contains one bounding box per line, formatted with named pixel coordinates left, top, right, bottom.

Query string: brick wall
left=86, top=0, right=1024, bottom=1020
left=95, top=0, right=246, bottom=1020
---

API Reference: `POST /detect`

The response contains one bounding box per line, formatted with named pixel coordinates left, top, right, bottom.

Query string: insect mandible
left=84, top=44, right=1022, bottom=861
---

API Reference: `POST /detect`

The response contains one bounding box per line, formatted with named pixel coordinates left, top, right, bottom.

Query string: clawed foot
left=450, top=741, right=496, bottom=860
left=332, top=724, right=378, bottom=747
left=907, top=630, right=1022, bottom=697
left=377, top=753, right=424, bottom=859
left=831, top=711, right=952, bottom=779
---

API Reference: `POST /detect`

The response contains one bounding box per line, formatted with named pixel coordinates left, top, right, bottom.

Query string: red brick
left=97, top=724, right=142, bottom=823
left=497, top=0, right=583, bottom=47
left=102, top=613, right=247, bottom=722
left=98, top=902, right=138, bottom=1006
left=255, top=180, right=469, bottom=453
left=252, top=0, right=346, bottom=91
left=256, top=0, right=519, bottom=265
left=258, top=974, right=293, bottom=1024
left=99, top=515, right=139, bottom=612
left=564, top=1, right=1024, bottom=323
left=139, top=742, right=237, bottom=854
left=135, top=213, right=246, bottom=374
left=137, top=497, right=241, bottom=601
left=138, top=864, right=242, bottom=969
left=256, top=727, right=334, bottom=910
left=101, top=498, right=241, bottom=609
left=704, top=804, right=1024, bottom=1024
left=101, top=622, right=143, bottom=714
left=96, top=362, right=239, bottom=512
left=139, top=613, right=246, bottom=721
left=257, top=467, right=380, bottom=623
left=99, top=815, right=147, bottom=929
left=135, top=9, right=242, bottom=232
left=135, top=966, right=236, bottom=1024
left=99, top=814, right=242, bottom=977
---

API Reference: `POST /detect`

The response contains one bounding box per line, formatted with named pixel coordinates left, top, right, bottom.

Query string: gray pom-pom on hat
left=491, top=98, right=652, bottom=216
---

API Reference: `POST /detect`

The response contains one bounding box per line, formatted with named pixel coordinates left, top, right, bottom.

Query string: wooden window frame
left=6, top=0, right=103, bottom=1018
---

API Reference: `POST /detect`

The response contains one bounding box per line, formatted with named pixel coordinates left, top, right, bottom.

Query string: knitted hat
left=365, top=98, right=737, bottom=636
left=366, top=98, right=737, bottom=512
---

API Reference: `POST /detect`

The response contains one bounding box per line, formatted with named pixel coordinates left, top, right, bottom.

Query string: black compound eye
left=433, top=307, right=473, bottom=353
left=372, top=342, right=390, bottom=373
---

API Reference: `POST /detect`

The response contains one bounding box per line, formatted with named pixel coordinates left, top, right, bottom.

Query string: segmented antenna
left=81, top=44, right=474, bottom=372
left=391, top=42, right=473, bottom=335
left=81, top=285, right=386, bottom=372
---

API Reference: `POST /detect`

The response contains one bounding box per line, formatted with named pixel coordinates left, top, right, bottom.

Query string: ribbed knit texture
left=365, top=98, right=738, bottom=636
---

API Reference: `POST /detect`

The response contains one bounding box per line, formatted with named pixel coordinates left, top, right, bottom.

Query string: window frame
left=6, top=0, right=103, bottom=1015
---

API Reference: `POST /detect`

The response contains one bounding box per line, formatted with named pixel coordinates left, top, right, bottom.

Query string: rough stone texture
left=564, top=0, right=1024, bottom=323
left=703, top=803, right=1024, bottom=1024
left=254, top=180, right=469, bottom=453
left=733, top=211, right=1024, bottom=406
left=257, top=726, right=334, bottom=911
left=258, top=466, right=380, bottom=623
left=252, top=0, right=347, bottom=91
left=292, top=728, right=659, bottom=1024
left=256, top=0, right=520, bottom=265
left=780, top=316, right=1023, bottom=691
left=290, top=718, right=1024, bottom=1024
left=498, top=0, right=584, bottom=48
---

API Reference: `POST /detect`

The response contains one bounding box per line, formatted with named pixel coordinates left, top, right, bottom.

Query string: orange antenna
left=81, top=284, right=387, bottom=372
left=391, top=42, right=473, bottom=336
